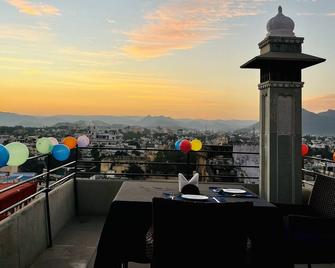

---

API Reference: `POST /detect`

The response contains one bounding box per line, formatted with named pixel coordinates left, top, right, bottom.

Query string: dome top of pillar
left=267, top=6, right=295, bottom=37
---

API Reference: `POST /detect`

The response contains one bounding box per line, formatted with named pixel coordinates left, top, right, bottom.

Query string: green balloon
left=5, top=142, right=29, bottom=166
left=36, top=137, right=53, bottom=154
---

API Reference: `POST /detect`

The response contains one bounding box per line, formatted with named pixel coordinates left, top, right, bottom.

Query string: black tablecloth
left=94, top=181, right=290, bottom=268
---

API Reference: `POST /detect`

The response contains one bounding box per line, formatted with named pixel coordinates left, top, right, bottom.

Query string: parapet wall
left=0, top=179, right=75, bottom=268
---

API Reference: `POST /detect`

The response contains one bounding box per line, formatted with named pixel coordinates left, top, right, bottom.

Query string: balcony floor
left=31, top=216, right=105, bottom=268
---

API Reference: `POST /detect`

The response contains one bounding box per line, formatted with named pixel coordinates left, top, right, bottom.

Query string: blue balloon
left=52, top=144, right=70, bottom=161
left=0, top=144, right=9, bottom=167
left=175, top=140, right=182, bottom=150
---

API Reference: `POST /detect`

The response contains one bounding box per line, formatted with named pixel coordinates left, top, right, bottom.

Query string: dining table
left=94, top=181, right=291, bottom=268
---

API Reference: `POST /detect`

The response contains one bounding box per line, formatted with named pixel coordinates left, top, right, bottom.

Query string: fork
left=163, top=192, right=175, bottom=200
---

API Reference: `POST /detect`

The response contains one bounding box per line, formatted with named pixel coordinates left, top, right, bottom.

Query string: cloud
left=123, top=0, right=264, bottom=59
left=303, top=94, right=335, bottom=112
left=326, top=12, right=335, bottom=16
left=6, top=0, right=60, bottom=16
left=0, top=56, right=53, bottom=65
left=57, top=47, right=124, bottom=67
left=0, top=24, right=51, bottom=41
left=107, top=18, right=116, bottom=24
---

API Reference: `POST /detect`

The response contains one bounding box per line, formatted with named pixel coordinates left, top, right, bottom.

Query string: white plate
left=181, top=194, right=209, bottom=200
left=222, top=188, right=246, bottom=194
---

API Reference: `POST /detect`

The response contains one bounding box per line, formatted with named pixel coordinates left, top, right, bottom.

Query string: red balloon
left=180, top=140, right=192, bottom=154
left=301, top=144, right=309, bottom=157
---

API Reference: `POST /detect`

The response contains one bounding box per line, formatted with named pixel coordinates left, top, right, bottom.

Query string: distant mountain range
left=301, top=109, right=335, bottom=135
left=0, top=109, right=334, bottom=135
left=0, top=112, right=256, bottom=132
left=239, top=109, right=335, bottom=136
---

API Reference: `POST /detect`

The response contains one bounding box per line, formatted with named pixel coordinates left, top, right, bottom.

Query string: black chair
left=180, top=183, right=200, bottom=195
left=275, top=174, right=335, bottom=266
left=149, top=198, right=253, bottom=268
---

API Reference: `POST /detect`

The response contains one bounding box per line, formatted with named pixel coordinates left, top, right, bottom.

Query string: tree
left=91, top=147, right=101, bottom=161
left=114, top=151, right=129, bottom=157
left=90, top=147, right=101, bottom=172
left=19, top=158, right=44, bottom=174
left=125, top=164, right=144, bottom=180
left=147, top=151, right=196, bottom=179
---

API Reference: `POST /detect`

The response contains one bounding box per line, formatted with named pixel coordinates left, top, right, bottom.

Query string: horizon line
left=0, top=110, right=258, bottom=121
left=1, top=107, right=334, bottom=122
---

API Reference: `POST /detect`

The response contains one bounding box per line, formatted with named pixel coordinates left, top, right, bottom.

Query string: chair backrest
left=152, top=198, right=253, bottom=268
left=309, top=174, right=335, bottom=218
left=181, top=184, right=200, bottom=195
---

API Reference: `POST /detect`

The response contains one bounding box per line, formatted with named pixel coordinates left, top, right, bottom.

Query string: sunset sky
left=1, top=0, right=334, bottom=120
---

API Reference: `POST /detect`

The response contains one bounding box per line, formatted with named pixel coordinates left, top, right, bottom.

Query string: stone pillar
left=241, top=6, right=325, bottom=204
left=259, top=81, right=303, bottom=203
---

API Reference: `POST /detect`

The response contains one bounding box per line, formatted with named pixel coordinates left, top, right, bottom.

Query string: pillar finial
left=278, top=6, right=282, bottom=14
left=266, top=5, right=295, bottom=37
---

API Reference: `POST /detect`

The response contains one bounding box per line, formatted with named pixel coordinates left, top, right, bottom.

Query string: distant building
left=0, top=166, right=18, bottom=174
left=0, top=135, right=10, bottom=144
left=89, top=127, right=123, bottom=147
left=0, top=172, right=37, bottom=183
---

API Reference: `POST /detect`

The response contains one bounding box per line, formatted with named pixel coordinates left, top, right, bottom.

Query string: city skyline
left=1, top=0, right=334, bottom=120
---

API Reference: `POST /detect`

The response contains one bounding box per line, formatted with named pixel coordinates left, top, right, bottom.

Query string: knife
left=212, top=197, right=220, bottom=203
left=231, top=194, right=257, bottom=198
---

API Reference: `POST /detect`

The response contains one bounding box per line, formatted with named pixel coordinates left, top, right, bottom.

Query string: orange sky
left=1, top=0, right=334, bottom=119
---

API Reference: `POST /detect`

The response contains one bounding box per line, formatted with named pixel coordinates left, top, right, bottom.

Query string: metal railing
left=77, top=146, right=260, bottom=181
left=302, top=156, right=335, bottom=184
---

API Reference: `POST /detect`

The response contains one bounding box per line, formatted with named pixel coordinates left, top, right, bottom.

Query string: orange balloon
left=62, top=136, right=77, bottom=149
left=333, top=152, right=335, bottom=161
left=301, top=144, right=309, bottom=157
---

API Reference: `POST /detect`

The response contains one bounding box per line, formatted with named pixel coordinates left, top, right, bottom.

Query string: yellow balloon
left=191, top=139, right=202, bottom=151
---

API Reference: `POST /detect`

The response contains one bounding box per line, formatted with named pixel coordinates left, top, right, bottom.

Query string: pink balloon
left=77, top=135, right=90, bottom=148
left=49, top=137, right=58, bottom=146
left=180, top=140, right=192, bottom=154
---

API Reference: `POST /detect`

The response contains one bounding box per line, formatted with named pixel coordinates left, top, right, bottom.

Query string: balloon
left=180, top=140, right=192, bottom=154
left=49, top=137, right=59, bottom=146
left=52, top=144, right=70, bottom=161
left=333, top=152, right=335, bottom=161
left=62, top=136, right=77, bottom=149
left=5, top=142, right=29, bottom=166
left=0, top=145, right=9, bottom=167
left=77, top=135, right=90, bottom=148
left=36, top=137, right=53, bottom=154
left=175, top=140, right=182, bottom=150
left=301, top=144, right=309, bottom=157
left=191, top=139, right=202, bottom=151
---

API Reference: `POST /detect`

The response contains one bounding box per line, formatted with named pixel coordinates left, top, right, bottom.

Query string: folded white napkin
left=178, top=173, right=199, bottom=192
